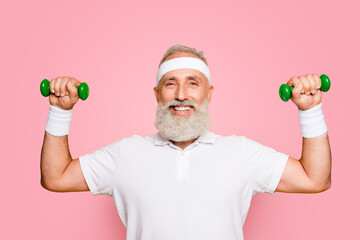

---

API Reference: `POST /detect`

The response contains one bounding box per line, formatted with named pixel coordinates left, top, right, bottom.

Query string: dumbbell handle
left=279, top=74, right=331, bottom=102
left=40, top=79, right=89, bottom=101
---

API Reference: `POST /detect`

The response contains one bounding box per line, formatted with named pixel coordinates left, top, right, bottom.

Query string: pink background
left=1, top=0, right=359, bottom=239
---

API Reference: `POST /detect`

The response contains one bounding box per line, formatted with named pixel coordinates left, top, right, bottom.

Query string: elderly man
left=41, top=45, right=331, bottom=240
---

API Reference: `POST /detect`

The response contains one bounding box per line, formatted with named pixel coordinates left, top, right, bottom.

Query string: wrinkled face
left=153, top=52, right=214, bottom=142
left=153, top=52, right=214, bottom=113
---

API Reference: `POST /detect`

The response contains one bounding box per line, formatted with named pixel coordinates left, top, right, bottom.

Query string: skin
left=40, top=52, right=331, bottom=194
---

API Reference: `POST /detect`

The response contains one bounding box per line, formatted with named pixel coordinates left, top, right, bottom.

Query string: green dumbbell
left=279, top=74, right=331, bottom=102
left=40, top=79, right=89, bottom=101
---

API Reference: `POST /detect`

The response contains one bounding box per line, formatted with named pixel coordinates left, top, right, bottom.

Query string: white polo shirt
left=79, top=131, right=288, bottom=240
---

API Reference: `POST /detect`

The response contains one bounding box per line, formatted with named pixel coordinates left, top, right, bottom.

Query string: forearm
left=40, top=132, right=73, bottom=190
left=299, top=132, right=332, bottom=191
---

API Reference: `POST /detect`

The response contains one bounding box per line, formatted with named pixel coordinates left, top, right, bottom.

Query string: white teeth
left=174, top=106, right=191, bottom=111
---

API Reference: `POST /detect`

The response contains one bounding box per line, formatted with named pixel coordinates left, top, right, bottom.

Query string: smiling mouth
left=171, top=105, right=193, bottom=111
left=169, top=105, right=194, bottom=115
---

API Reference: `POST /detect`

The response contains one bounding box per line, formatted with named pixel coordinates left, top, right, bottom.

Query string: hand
left=49, top=76, right=81, bottom=110
left=286, top=74, right=322, bottom=110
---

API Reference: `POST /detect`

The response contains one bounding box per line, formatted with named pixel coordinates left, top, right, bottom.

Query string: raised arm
left=40, top=76, right=89, bottom=192
left=276, top=74, right=332, bottom=193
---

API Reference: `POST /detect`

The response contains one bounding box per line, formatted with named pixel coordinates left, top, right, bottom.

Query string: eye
left=165, top=82, right=175, bottom=86
left=189, top=81, right=198, bottom=86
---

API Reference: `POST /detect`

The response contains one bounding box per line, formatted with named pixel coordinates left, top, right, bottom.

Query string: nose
left=175, top=84, right=187, bottom=101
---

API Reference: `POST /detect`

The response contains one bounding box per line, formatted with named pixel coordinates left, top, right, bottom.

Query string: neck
left=172, top=139, right=196, bottom=150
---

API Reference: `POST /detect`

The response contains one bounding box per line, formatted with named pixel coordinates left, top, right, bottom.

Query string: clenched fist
left=49, top=76, right=81, bottom=110
left=286, top=74, right=322, bottom=111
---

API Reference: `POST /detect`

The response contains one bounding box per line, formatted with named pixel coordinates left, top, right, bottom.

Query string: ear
left=207, top=85, right=214, bottom=103
left=153, top=86, right=160, bottom=103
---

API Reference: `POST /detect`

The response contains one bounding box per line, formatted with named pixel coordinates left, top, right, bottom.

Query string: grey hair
left=158, top=44, right=208, bottom=67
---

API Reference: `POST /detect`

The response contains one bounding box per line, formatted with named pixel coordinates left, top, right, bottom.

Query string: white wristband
left=298, top=103, right=328, bottom=138
left=45, top=105, right=72, bottom=136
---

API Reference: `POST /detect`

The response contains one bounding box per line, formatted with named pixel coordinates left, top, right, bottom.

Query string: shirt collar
left=152, top=131, right=217, bottom=146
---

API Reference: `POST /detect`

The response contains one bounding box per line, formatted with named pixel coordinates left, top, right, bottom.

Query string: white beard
left=154, top=99, right=211, bottom=142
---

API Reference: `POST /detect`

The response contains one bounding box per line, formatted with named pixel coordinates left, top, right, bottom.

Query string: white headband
left=156, top=57, right=210, bottom=85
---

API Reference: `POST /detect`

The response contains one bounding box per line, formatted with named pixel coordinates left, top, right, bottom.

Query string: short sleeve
left=79, top=140, right=122, bottom=196
left=243, top=137, right=288, bottom=195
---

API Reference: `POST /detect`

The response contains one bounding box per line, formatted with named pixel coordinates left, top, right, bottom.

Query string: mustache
left=162, top=99, right=199, bottom=108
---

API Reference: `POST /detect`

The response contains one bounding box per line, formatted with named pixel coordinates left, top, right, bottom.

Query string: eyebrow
left=164, top=75, right=202, bottom=82
left=187, top=75, right=201, bottom=81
